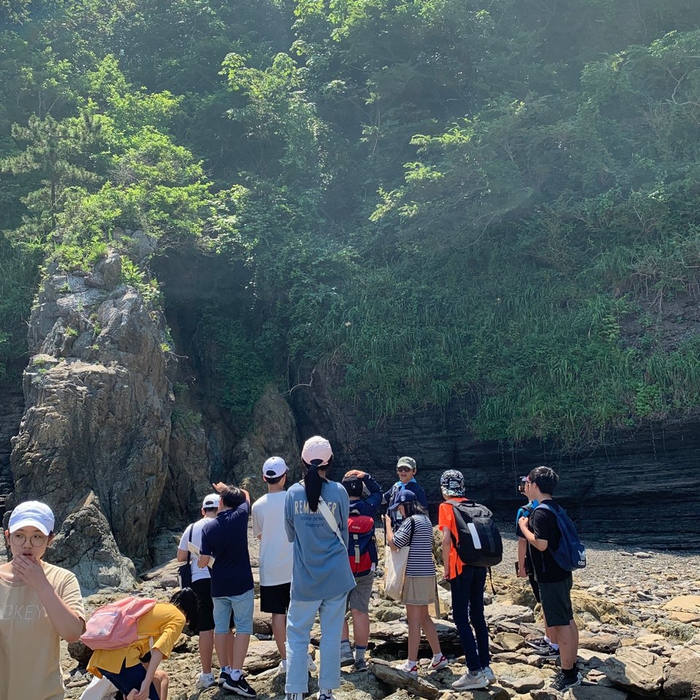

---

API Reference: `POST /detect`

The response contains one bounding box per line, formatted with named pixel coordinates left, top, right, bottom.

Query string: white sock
left=432, top=652, right=443, bottom=663
left=406, top=659, right=417, bottom=669
left=230, top=669, right=242, bottom=681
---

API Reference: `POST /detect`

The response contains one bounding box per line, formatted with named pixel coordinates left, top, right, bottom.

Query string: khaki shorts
left=401, top=576, right=436, bottom=606
left=347, top=572, right=374, bottom=613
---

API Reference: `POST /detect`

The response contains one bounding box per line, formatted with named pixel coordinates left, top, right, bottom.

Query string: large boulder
left=44, top=491, right=137, bottom=593
left=9, top=257, right=173, bottom=566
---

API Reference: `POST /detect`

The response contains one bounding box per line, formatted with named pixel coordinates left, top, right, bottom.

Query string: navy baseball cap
left=388, top=490, right=418, bottom=510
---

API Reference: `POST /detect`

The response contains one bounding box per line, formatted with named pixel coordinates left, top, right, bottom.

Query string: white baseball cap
left=8, top=501, right=55, bottom=536
left=262, top=456, right=288, bottom=479
left=301, top=435, right=333, bottom=467
left=202, top=493, right=220, bottom=509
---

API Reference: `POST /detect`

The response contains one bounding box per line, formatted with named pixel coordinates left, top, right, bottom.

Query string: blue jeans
left=451, top=566, right=490, bottom=672
left=285, top=591, right=347, bottom=694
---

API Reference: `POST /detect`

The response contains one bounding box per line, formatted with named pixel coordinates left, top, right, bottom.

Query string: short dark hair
left=263, top=474, right=285, bottom=485
left=402, top=499, right=427, bottom=518
left=528, top=466, right=559, bottom=495
left=202, top=507, right=218, bottom=514
left=220, top=486, right=246, bottom=509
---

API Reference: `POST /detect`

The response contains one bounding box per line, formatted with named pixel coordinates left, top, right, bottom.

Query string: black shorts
left=191, top=577, right=215, bottom=632
left=539, top=575, right=574, bottom=627
left=260, top=582, right=291, bottom=615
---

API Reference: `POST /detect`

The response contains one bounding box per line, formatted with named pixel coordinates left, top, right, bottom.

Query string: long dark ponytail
left=303, top=456, right=333, bottom=512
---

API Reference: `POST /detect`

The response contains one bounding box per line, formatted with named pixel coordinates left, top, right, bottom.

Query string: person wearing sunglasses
left=1, top=500, right=86, bottom=700
left=382, top=457, right=429, bottom=527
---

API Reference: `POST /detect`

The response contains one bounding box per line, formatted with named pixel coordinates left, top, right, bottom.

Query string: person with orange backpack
left=339, top=469, right=382, bottom=672
left=86, top=589, right=198, bottom=700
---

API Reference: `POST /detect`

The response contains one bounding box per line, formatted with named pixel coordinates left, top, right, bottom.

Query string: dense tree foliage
left=2, top=0, right=700, bottom=446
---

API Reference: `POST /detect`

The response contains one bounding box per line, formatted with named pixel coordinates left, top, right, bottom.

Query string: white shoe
left=276, top=660, right=287, bottom=675
left=195, top=672, right=216, bottom=689
left=395, top=661, right=418, bottom=677
left=482, top=666, right=496, bottom=684
left=452, top=670, right=489, bottom=691
left=307, top=654, right=318, bottom=672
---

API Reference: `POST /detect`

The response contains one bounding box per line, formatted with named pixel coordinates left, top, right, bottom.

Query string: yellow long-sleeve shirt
left=87, top=602, right=185, bottom=675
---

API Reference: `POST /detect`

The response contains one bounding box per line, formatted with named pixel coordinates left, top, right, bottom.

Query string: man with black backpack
left=438, top=470, right=499, bottom=691
left=518, top=467, right=581, bottom=692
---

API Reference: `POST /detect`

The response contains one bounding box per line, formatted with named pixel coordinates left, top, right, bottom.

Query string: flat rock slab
left=368, top=658, right=440, bottom=699
left=603, top=647, right=665, bottom=696
left=569, top=686, right=628, bottom=700
left=662, top=596, right=700, bottom=614
left=494, top=632, right=526, bottom=651
left=485, top=605, right=535, bottom=626
left=579, top=633, right=621, bottom=653
left=499, top=675, right=546, bottom=693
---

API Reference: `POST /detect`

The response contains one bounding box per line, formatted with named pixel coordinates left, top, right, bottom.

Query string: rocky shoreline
left=56, top=532, right=700, bottom=700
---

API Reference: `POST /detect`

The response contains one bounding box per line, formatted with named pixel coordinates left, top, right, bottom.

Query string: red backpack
left=347, top=514, right=377, bottom=575
left=80, top=597, right=157, bottom=650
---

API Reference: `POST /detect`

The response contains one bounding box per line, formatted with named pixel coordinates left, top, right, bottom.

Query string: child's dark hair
left=220, top=485, right=246, bottom=509
left=170, top=587, right=198, bottom=630
left=302, top=456, right=333, bottom=512
left=527, top=466, right=559, bottom=495
left=402, top=499, right=427, bottom=518
left=263, top=475, right=285, bottom=485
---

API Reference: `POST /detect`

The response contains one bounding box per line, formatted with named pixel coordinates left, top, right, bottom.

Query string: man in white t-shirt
left=252, top=457, right=316, bottom=675
left=177, top=493, right=226, bottom=689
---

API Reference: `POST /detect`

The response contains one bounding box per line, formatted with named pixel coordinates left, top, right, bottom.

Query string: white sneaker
left=196, top=672, right=216, bottom=689
left=452, top=670, right=490, bottom=691
left=482, top=667, right=496, bottom=684
left=307, top=654, right=318, bottom=672
left=395, top=661, right=418, bottom=677
left=276, top=660, right=287, bottom=675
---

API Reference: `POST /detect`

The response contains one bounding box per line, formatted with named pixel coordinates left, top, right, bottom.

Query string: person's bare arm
left=176, top=549, right=188, bottom=563
left=441, top=527, right=452, bottom=579
left=518, top=516, right=548, bottom=551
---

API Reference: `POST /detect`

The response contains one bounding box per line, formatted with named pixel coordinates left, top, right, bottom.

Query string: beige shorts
left=401, top=575, right=436, bottom=606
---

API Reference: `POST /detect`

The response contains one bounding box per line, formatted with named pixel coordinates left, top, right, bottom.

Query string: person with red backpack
left=339, top=469, right=382, bottom=672
left=86, top=589, right=198, bottom=700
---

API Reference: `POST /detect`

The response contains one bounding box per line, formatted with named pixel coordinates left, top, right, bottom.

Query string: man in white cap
left=1, top=500, right=85, bottom=700
left=177, top=493, right=226, bottom=689
left=252, top=457, right=316, bottom=675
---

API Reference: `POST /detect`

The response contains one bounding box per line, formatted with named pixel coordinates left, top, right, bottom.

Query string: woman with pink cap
left=1, top=500, right=86, bottom=699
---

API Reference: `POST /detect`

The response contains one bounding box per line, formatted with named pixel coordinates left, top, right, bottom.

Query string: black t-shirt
left=526, top=499, right=570, bottom=583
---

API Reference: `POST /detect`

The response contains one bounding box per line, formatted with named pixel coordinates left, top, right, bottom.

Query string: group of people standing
left=0, top=436, right=580, bottom=700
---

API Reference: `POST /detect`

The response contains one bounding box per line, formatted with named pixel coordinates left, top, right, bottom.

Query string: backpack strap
left=318, top=497, right=345, bottom=547
left=185, top=524, right=194, bottom=567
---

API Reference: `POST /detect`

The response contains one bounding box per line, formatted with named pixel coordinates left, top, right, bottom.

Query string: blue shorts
left=213, top=588, right=254, bottom=635
left=98, top=661, right=159, bottom=699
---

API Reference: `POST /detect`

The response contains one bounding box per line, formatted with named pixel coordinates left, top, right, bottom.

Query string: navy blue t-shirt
left=200, top=502, right=254, bottom=597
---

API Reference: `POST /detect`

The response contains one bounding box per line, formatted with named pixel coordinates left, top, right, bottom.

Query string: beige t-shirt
left=0, top=561, right=85, bottom=700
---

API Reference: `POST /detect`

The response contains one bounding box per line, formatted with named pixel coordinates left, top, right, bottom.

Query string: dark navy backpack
left=535, top=503, right=587, bottom=571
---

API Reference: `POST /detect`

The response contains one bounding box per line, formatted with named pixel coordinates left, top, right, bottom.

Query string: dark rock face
left=9, top=256, right=173, bottom=565
left=291, top=367, right=700, bottom=549
left=43, top=491, right=137, bottom=593
left=0, top=378, right=23, bottom=516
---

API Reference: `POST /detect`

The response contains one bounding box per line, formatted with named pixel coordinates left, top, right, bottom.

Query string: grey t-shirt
left=285, top=480, right=356, bottom=602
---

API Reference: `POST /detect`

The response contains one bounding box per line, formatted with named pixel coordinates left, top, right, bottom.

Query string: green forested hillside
left=2, top=0, right=700, bottom=447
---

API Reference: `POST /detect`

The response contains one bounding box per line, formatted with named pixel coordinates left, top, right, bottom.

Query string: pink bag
left=80, top=597, right=157, bottom=650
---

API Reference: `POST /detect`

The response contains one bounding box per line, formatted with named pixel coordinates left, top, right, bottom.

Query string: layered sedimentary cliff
left=291, top=366, right=700, bottom=549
